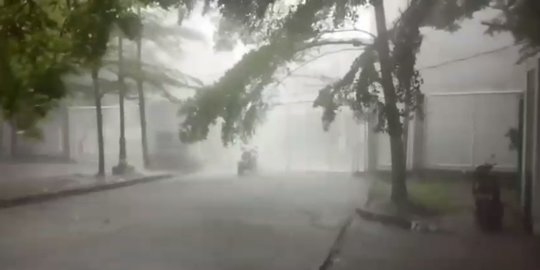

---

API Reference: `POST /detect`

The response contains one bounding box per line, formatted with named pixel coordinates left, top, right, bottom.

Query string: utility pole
left=113, top=35, right=133, bottom=175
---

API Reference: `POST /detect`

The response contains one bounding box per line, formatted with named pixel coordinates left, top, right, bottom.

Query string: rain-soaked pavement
left=0, top=172, right=366, bottom=270
left=331, top=215, right=540, bottom=270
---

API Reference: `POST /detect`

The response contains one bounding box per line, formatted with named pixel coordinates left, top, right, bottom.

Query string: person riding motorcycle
left=238, top=147, right=257, bottom=176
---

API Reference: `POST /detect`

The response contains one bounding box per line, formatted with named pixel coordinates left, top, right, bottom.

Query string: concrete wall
left=0, top=109, right=67, bottom=160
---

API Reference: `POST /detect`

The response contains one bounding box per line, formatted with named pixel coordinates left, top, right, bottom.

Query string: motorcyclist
left=472, top=162, right=502, bottom=231
left=238, top=146, right=258, bottom=175
left=241, top=148, right=251, bottom=161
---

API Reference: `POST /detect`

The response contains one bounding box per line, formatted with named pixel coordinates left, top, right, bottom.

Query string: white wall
left=69, top=102, right=145, bottom=171
left=0, top=109, right=66, bottom=159
left=147, top=99, right=368, bottom=174
left=375, top=92, right=520, bottom=172
left=423, top=92, right=520, bottom=171
left=255, top=104, right=365, bottom=173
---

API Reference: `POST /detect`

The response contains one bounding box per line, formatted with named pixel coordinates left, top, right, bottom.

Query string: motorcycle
left=472, top=163, right=503, bottom=231
left=238, top=148, right=257, bottom=176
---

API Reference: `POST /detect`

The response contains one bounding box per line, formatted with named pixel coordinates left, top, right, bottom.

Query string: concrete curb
left=0, top=174, right=174, bottom=209
left=318, top=214, right=355, bottom=270
left=356, top=208, right=449, bottom=234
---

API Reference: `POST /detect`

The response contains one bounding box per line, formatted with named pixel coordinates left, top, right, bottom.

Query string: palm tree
left=136, top=6, right=150, bottom=169
left=70, top=6, right=205, bottom=174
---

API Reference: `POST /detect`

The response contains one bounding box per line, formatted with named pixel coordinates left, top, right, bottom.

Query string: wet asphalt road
left=0, top=172, right=366, bottom=270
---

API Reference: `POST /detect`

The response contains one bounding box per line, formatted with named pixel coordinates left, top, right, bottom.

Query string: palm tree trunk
left=137, top=6, right=150, bottom=169
left=92, top=66, right=105, bottom=177
left=373, top=0, right=408, bottom=204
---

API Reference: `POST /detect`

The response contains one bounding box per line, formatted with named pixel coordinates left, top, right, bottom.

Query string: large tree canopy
left=0, top=0, right=194, bottom=132
left=0, top=0, right=75, bottom=133
left=178, top=0, right=491, bottom=145
left=486, top=0, right=540, bottom=62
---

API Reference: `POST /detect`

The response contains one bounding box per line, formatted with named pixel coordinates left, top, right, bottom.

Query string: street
left=0, top=173, right=366, bottom=270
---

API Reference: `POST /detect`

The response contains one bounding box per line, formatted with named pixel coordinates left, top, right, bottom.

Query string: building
left=0, top=106, right=70, bottom=161
left=521, top=56, right=540, bottom=234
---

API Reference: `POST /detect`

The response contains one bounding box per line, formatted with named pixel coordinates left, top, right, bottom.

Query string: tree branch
left=481, top=21, right=508, bottom=29
left=290, top=74, right=338, bottom=82
left=299, top=38, right=371, bottom=51
left=275, top=48, right=365, bottom=87
left=316, top=28, right=377, bottom=39
left=160, top=88, right=182, bottom=103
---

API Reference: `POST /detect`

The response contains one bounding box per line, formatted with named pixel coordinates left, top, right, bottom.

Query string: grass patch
left=408, top=182, right=460, bottom=214
left=367, top=179, right=466, bottom=217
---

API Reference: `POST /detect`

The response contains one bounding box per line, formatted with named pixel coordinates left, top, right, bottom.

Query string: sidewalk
left=331, top=215, right=540, bottom=270
left=328, top=178, right=540, bottom=270
left=0, top=162, right=173, bottom=208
